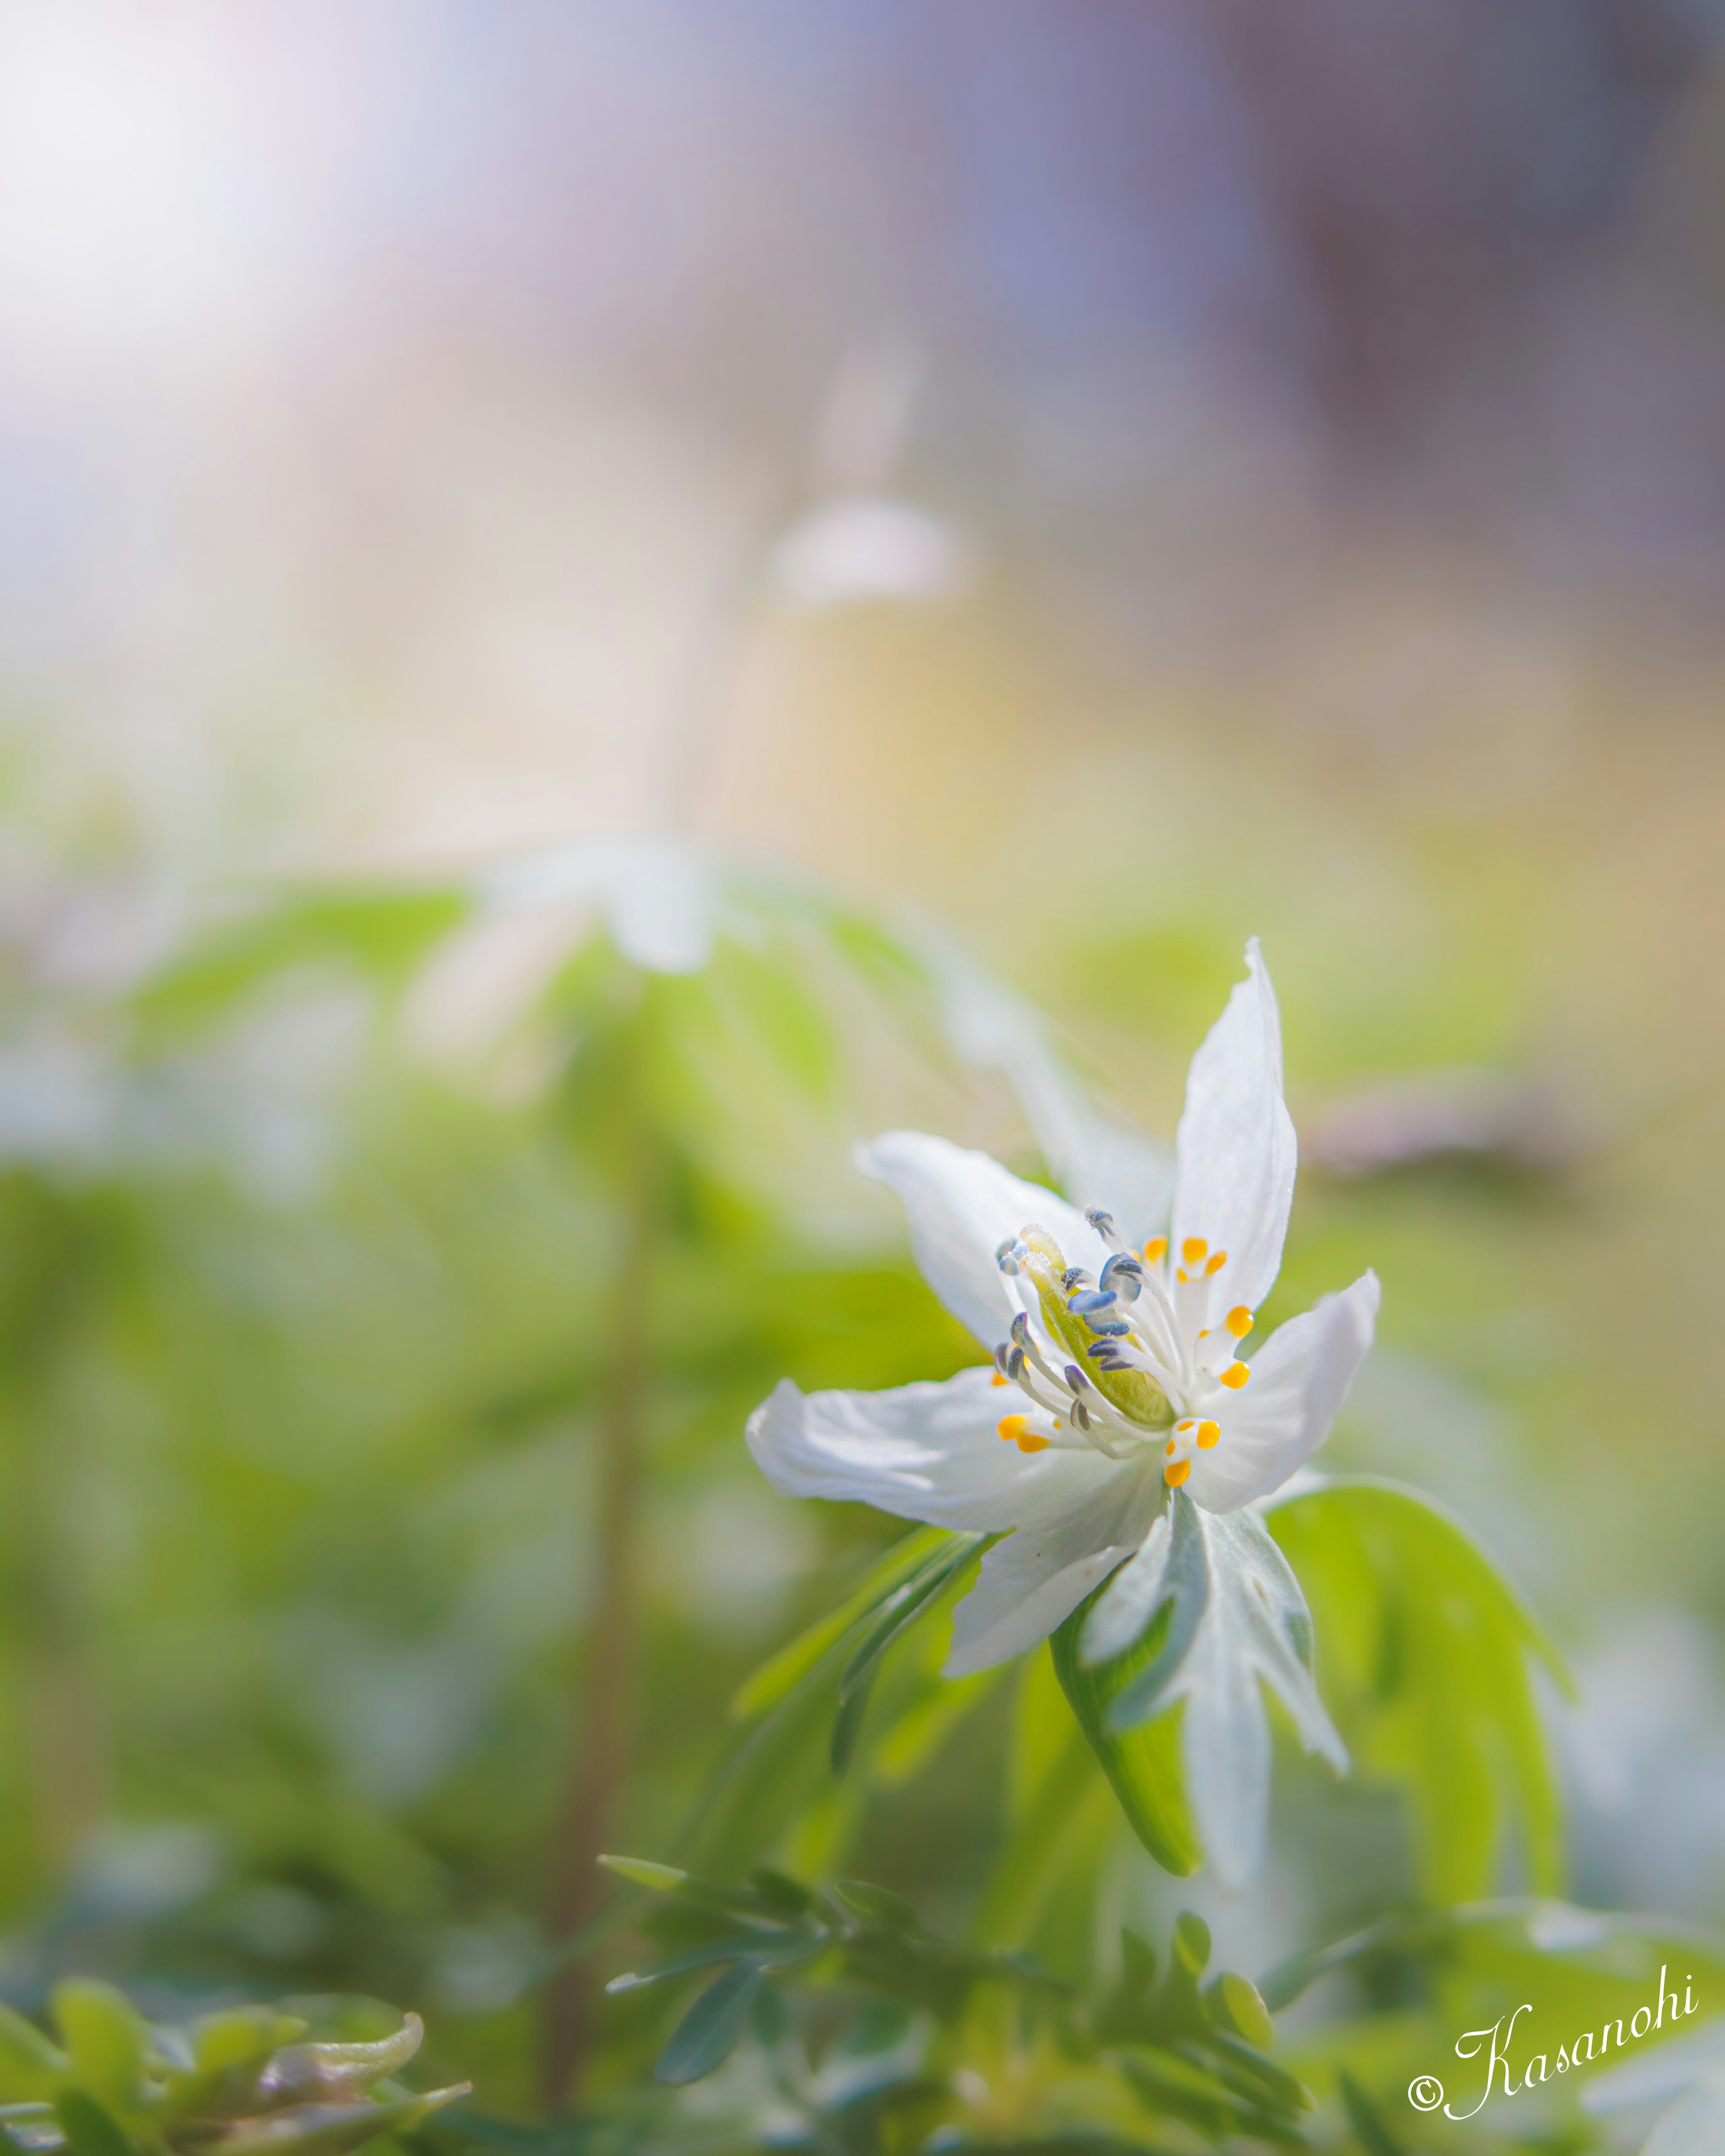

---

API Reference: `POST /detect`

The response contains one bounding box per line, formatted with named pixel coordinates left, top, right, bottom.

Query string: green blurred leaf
left=1266, top=1476, right=1566, bottom=1900
left=50, top=1987, right=150, bottom=2118
left=52, top=2093, right=133, bottom=2156
left=653, top=1963, right=763, bottom=2087
left=730, top=1527, right=959, bottom=1722
left=0, top=2009, right=65, bottom=2103
left=1337, top=2071, right=1406, bottom=2156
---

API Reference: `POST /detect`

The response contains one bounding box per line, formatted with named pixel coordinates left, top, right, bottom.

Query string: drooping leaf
left=1265, top=1475, right=1566, bottom=1900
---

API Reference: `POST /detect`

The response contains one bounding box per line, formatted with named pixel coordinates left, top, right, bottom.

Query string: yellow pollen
left=997, top=1414, right=1027, bottom=1444
left=1143, top=1237, right=1167, bottom=1263
left=1176, top=1268, right=1190, bottom=1283
left=1225, top=1305, right=1253, bottom=1339
left=1164, top=1458, right=1192, bottom=1487
left=1219, top=1361, right=1249, bottom=1390
left=1165, top=1439, right=1177, bottom=1457
left=1175, top=1419, right=1195, bottom=1432
left=1205, top=1249, right=1227, bottom=1275
left=1182, top=1237, right=1208, bottom=1263
left=1017, top=1432, right=1050, bottom=1454
left=991, top=1370, right=1009, bottom=1387
left=1197, top=1419, right=1221, bottom=1449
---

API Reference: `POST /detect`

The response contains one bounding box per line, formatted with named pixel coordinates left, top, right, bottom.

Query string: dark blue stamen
left=1068, top=1288, right=1117, bottom=1315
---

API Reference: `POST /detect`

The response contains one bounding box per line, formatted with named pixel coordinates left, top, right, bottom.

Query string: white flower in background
left=748, top=941, right=1378, bottom=1682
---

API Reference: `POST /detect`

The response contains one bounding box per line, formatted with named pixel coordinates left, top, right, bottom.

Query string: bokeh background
left=3, top=0, right=1725, bottom=2121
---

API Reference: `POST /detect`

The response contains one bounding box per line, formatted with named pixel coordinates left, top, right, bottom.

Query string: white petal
left=944, top=1459, right=1160, bottom=1676
left=1171, top=939, right=1298, bottom=1315
left=1185, top=1272, right=1379, bottom=1514
left=857, top=1130, right=1115, bottom=1351
left=746, top=1366, right=1122, bottom=1533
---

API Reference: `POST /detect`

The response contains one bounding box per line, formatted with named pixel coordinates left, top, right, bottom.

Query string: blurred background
left=3, top=0, right=1725, bottom=2122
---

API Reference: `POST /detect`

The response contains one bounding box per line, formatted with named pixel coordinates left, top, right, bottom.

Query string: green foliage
left=586, top=1857, right=1312, bottom=2150
left=0, top=1987, right=466, bottom=2156
left=1265, top=1477, right=1568, bottom=1901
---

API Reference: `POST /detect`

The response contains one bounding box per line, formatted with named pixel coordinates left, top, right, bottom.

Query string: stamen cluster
left=992, top=1208, right=1255, bottom=1484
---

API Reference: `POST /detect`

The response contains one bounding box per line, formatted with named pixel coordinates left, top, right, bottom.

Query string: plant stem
left=541, top=1078, right=659, bottom=2109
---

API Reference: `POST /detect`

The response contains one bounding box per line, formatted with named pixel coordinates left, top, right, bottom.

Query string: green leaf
left=1051, top=1597, right=1202, bottom=1880
left=52, top=2094, right=133, bottom=2156
left=1265, top=1475, right=1566, bottom=1900
left=1337, top=2071, right=1406, bottom=2156
left=730, top=1527, right=958, bottom=1723
left=1204, top=1970, right=1274, bottom=2050
left=0, top=2008, right=65, bottom=2103
left=595, top=1856, right=687, bottom=1894
left=654, top=1963, right=763, bottom=2086
left=50, top=1987, right=150, bottom=2118
left=1072, top=1491, right=1346, bottom=1887
left=606, top=1933, right=817, bottom=1995
left=833, top=1881, right=920, bottom=1931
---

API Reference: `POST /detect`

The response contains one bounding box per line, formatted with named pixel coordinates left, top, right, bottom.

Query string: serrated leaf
left=654, top=1964, right=763, bottom=2087
left=1265, top=1475, right=1565, bottom=1900
left=1075, top=1490, right=1345, bottom=1887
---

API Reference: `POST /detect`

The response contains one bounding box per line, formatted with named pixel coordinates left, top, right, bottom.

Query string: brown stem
left=540, top=1098, right=658, bottom=2110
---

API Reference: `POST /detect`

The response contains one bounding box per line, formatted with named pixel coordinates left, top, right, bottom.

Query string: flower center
left=991, top=1211, right=1255, bottom=1480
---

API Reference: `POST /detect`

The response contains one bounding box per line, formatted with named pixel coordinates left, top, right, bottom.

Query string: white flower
left=748, top=941, right=1378, bottom=1683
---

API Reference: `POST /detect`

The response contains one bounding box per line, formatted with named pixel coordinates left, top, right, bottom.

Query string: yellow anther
left=1143, top=1237, right=1167, bottom=1264
left=997, top=1414, right=1027, bottom=1444
left=1175, top=1419, right=1195, bottom=1432
left=1017, top=1431, right=1050, bottom=1454
left=1165, top=1439, right=1177, bottom=1457
left=1219, top=1361, right=1249, bottom=1389
left=1205, top=1249, right=1227, bottom=1275
left=1182, top=1237, right=1208, bottom=1263
left=1164, top=1458, right=1192, bottom=1487
left=1176, top=1269, right=1190, bottom=1283
left=1197, top=1419, right=1221, bottom=1449
left=1225, top=1306, right=1253, bottom=1339
left=991, top=1370, right=1009, bottom=1387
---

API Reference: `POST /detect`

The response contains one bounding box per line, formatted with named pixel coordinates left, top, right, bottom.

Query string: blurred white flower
left=769, top=495, right=973, bottom=611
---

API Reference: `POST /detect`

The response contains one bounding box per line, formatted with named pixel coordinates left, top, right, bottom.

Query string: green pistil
left=1019, top=1236, right=1172, bottom=1433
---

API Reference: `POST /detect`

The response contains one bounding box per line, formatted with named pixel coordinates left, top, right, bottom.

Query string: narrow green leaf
left=1337, top=2071, right=1407, bottom=2156
left=730, top=1528, right=955, bottom=1723
left=596, top=1856, right=686, bottom=1894
left=837, top=1536, right=985, bottom=1704
left=606, top=1933, right=815, bottom=1995
left=0, top=2008, right=65, bottom=2103
left=833, top=1881, right=919, bottom=1931
left=654, top=1963, right=763, bottom=2087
